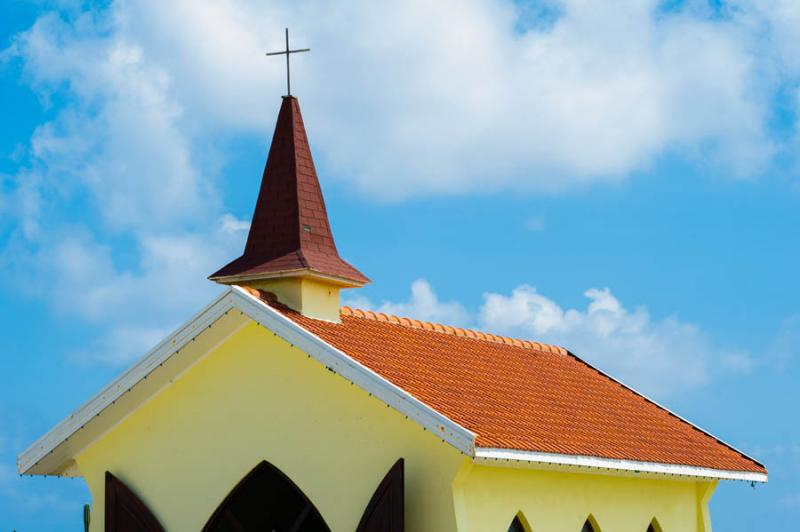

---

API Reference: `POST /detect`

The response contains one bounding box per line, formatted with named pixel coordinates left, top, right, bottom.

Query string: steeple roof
left=210, top=96, right=368, bottom=286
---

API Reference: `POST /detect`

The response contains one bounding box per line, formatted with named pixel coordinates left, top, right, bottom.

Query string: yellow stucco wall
left=249, top=277, right=342, bottom=322
left=453, top=460, right=716, bottom=532
left=75, top=321, right=464, bottom=531
left=74, top=318, right=717, bottom=532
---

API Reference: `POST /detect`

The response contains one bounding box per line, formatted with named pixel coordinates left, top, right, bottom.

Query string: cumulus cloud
left=523, top=215, right=545, bottom=231
left=351, top=280, right=750, bottom=398
left=115, top=0, right=788, bottom=197
left=480, top=284, right=751, bottom=397
left=347, top=279, right=470, bottom=326
left=8, top=217, right=248, bottom=364
left=9, top=0, right=798, bottom=199
left=768, top=315, right=800, bottom=369
left=0, top=8, right=259, bottom=363
left=3, top=0, right=800, bottom=363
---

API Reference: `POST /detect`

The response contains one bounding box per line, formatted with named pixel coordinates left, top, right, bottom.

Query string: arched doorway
left=202, top=461, right=330, bottom=532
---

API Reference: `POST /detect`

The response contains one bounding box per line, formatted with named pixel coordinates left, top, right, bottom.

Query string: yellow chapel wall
left=247, top=276, right=343, bottom=322
left=73, top=317, right=720, bottom=532
left=75, top=320, right=465, bottom=531
left=452, top=461, right=718, bottom=532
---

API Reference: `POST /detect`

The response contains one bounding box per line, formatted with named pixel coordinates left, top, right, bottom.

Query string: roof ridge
left=340, top=306, right=567, bottom=355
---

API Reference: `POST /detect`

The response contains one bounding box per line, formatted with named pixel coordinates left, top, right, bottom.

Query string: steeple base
left=247, top=277, right=342, bottom=323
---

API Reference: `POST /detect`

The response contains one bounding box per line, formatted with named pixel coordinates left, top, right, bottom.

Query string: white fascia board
left=475, top=448, right=768, bottom=483
left=229, top=286, right=476, bottom=455
left=18, top=289, right=237, bottom=475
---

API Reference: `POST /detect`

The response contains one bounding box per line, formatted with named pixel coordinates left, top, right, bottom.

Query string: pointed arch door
left=356, top=458, right=404, bottom=532
left=202, top=461, right=330, bottom=532
left=105, top=471, right=164, bottom=532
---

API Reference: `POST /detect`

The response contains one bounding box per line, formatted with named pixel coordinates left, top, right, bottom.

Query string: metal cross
left=266, top=28, right=310, bottom=96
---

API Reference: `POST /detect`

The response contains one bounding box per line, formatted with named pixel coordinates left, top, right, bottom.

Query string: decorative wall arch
left=648, top=517, right=664, bottom=532
left=201, top=460, right=330, bottom=532
left=508, top=511, right=532, bottom=532
left=581, top=514, right=602, bottom=532
left=356, top=458, right=404, bottom=532
left=105, top=471, right=164, bottom=532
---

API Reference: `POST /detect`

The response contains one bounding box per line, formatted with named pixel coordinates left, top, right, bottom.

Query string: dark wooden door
left=105, top=471, right=164, bottom=532
left=202, top=461, right=330, bottom=532
left=356, top=458, right=404, bottom=532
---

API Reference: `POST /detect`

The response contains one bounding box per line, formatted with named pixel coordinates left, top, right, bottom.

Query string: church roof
left=209, top=96, right=368, bottom=286
left=250, top=290, right=766, bottom=478
left=19, top=93, right=765, bottom=483
left=18, top=286, right=766, bottom=481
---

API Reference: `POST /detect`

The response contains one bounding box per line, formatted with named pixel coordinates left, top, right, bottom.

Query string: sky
left=0, top=0, right=798, bottom=529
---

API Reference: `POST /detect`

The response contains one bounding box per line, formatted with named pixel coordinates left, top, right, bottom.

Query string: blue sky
left=1, top=0, right=799, bottom=530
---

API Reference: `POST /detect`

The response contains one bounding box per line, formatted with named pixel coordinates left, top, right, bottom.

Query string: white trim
left=17, top=290, right=236, bottom=475
left=210, top=268, right=365, bottom=288
left=475, top=448, right=768, bottom=483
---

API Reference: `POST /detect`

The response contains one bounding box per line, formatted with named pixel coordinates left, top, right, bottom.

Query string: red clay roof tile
left=253, top=289, right=764, bottom=475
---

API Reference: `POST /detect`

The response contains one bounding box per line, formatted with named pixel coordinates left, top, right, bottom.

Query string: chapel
left=19, top=94, right=766, bottom=531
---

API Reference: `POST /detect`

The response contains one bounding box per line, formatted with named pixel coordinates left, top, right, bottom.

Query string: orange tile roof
left=254, top=290, right=765, bottom=475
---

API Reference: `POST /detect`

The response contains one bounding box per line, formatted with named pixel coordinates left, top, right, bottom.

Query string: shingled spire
left=210, top=96, right=368, bottom=320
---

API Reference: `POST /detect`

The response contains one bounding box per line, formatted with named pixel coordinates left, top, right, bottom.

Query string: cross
left=266, top=28, right=310, bottom=97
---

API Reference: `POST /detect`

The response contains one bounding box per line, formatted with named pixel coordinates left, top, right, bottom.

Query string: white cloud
left=480, top=285, right=752, bottom=397
left=346, top=279, right=470, bottom=326
left=523, top=215, right=545, bottom=232
left=352, top=280, right=750, bottom=399
left=220, top=213, right=251, bottom=233
left=4, top=0, right=800, bottom=362
left=768, top=315, right=800, bottom=369
left=9, top=221, right=246, bottom=364
left=780, top=493, right=800, bottom=508
left=2, top=10, right=254, bottom=363
left=11, top=0, right=797, bottom=200
left=16, top=13, right=215, bottom=231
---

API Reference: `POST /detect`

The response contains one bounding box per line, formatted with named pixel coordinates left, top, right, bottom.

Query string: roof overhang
left=475, top=448, right=768, bottom=483
left=209, top=268, right=366, bottom=288
left=18, top=286, right=767, bottom=484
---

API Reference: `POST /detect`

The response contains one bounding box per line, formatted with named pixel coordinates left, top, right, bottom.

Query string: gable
left=75, top=319, right=464, bottom=531
left=18, top=287, right=472, bottom=477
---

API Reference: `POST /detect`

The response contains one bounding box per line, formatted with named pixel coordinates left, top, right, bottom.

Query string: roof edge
left=340, top=307, right=566, bottom=354
left=18, top=288, right=237, bottom=475
left=562, top=349, right=767, bottom=476
left=210, top=267, right=367, bottom=288
left=475, top=447, right=768, bottom=483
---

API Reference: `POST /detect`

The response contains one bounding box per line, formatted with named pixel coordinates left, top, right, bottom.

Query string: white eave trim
left=210, top=268, right=365, bottom=288
left=17, top=289, right=236, bottom=475
left=475, top=447, right=768, bottom=483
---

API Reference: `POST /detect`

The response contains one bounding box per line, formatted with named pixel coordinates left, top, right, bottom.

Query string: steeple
left=210, top=96, right=368, bottom=321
